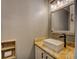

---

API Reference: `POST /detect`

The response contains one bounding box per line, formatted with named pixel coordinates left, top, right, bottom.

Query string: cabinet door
left=35, top=46, right=45, bottom=59
left=44, top=53, right=55, bottom=59
left=35, top=46, right=55, bottom=59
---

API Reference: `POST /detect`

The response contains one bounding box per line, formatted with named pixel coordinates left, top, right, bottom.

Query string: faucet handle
left=59, top=35, right=64, bottom=38
left=59, top=33, right=66, bottom=38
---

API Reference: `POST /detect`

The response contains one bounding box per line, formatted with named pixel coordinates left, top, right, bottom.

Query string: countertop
left=34, top=36, right=75, bottom=59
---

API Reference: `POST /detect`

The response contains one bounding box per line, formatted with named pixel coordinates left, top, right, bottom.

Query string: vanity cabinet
left=35, top=46, right=55, bottom=59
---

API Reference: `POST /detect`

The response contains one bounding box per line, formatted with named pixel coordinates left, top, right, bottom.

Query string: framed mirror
left=50, top=4, right=75, bottom=34
left=51, top=6, right=69, bottom=32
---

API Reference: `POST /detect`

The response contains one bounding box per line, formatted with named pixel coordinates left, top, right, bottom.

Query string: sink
left=43, top=39, right=64, bottom=52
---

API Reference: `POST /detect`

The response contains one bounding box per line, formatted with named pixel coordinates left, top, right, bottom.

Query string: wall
left=1, top=0, right=48, bottom=59
left=70, top=4, right=75, bottom=33
left=1, top=0, right=17, bottom=40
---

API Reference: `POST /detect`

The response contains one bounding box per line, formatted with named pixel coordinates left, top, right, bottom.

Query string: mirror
left=51, top=6, right=70, bottom=32
left=51, top=5, right=75, bottom=34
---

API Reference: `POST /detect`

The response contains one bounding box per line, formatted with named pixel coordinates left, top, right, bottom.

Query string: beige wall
left=1, top=0, right=17, bottom=40
left=1, top=0, right=48, bottom=59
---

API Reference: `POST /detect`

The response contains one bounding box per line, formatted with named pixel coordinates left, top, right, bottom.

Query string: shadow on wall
left=28, top=45, right=35, bottom=59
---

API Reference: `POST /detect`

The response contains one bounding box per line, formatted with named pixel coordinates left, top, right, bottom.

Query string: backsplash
left=51, top=33, right=75, bottom=47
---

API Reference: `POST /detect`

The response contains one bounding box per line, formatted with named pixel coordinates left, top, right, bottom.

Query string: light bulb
left=66, top=0, right=69, bottom=2
left=51, top=4, right=54, bottom=9
left=57, top=1, right=60, bottom=5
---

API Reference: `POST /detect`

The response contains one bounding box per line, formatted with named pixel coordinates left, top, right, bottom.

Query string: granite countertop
left=34, top=36, right=75, bottom=59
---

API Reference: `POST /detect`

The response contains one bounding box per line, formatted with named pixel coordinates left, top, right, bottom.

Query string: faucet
left=59, top=33, right=66, bottom=48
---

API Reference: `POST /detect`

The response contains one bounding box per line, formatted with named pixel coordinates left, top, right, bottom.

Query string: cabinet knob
left=41, top=53, right=43, bottom=59
left=46, top=56, right=48, bottom=59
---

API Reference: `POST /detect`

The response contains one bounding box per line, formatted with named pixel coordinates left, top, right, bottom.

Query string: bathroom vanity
left=34, top=36, right=74, bottom=59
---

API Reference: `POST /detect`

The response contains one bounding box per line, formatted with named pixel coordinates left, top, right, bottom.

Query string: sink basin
left=43, top=39, right=64, bottom=52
